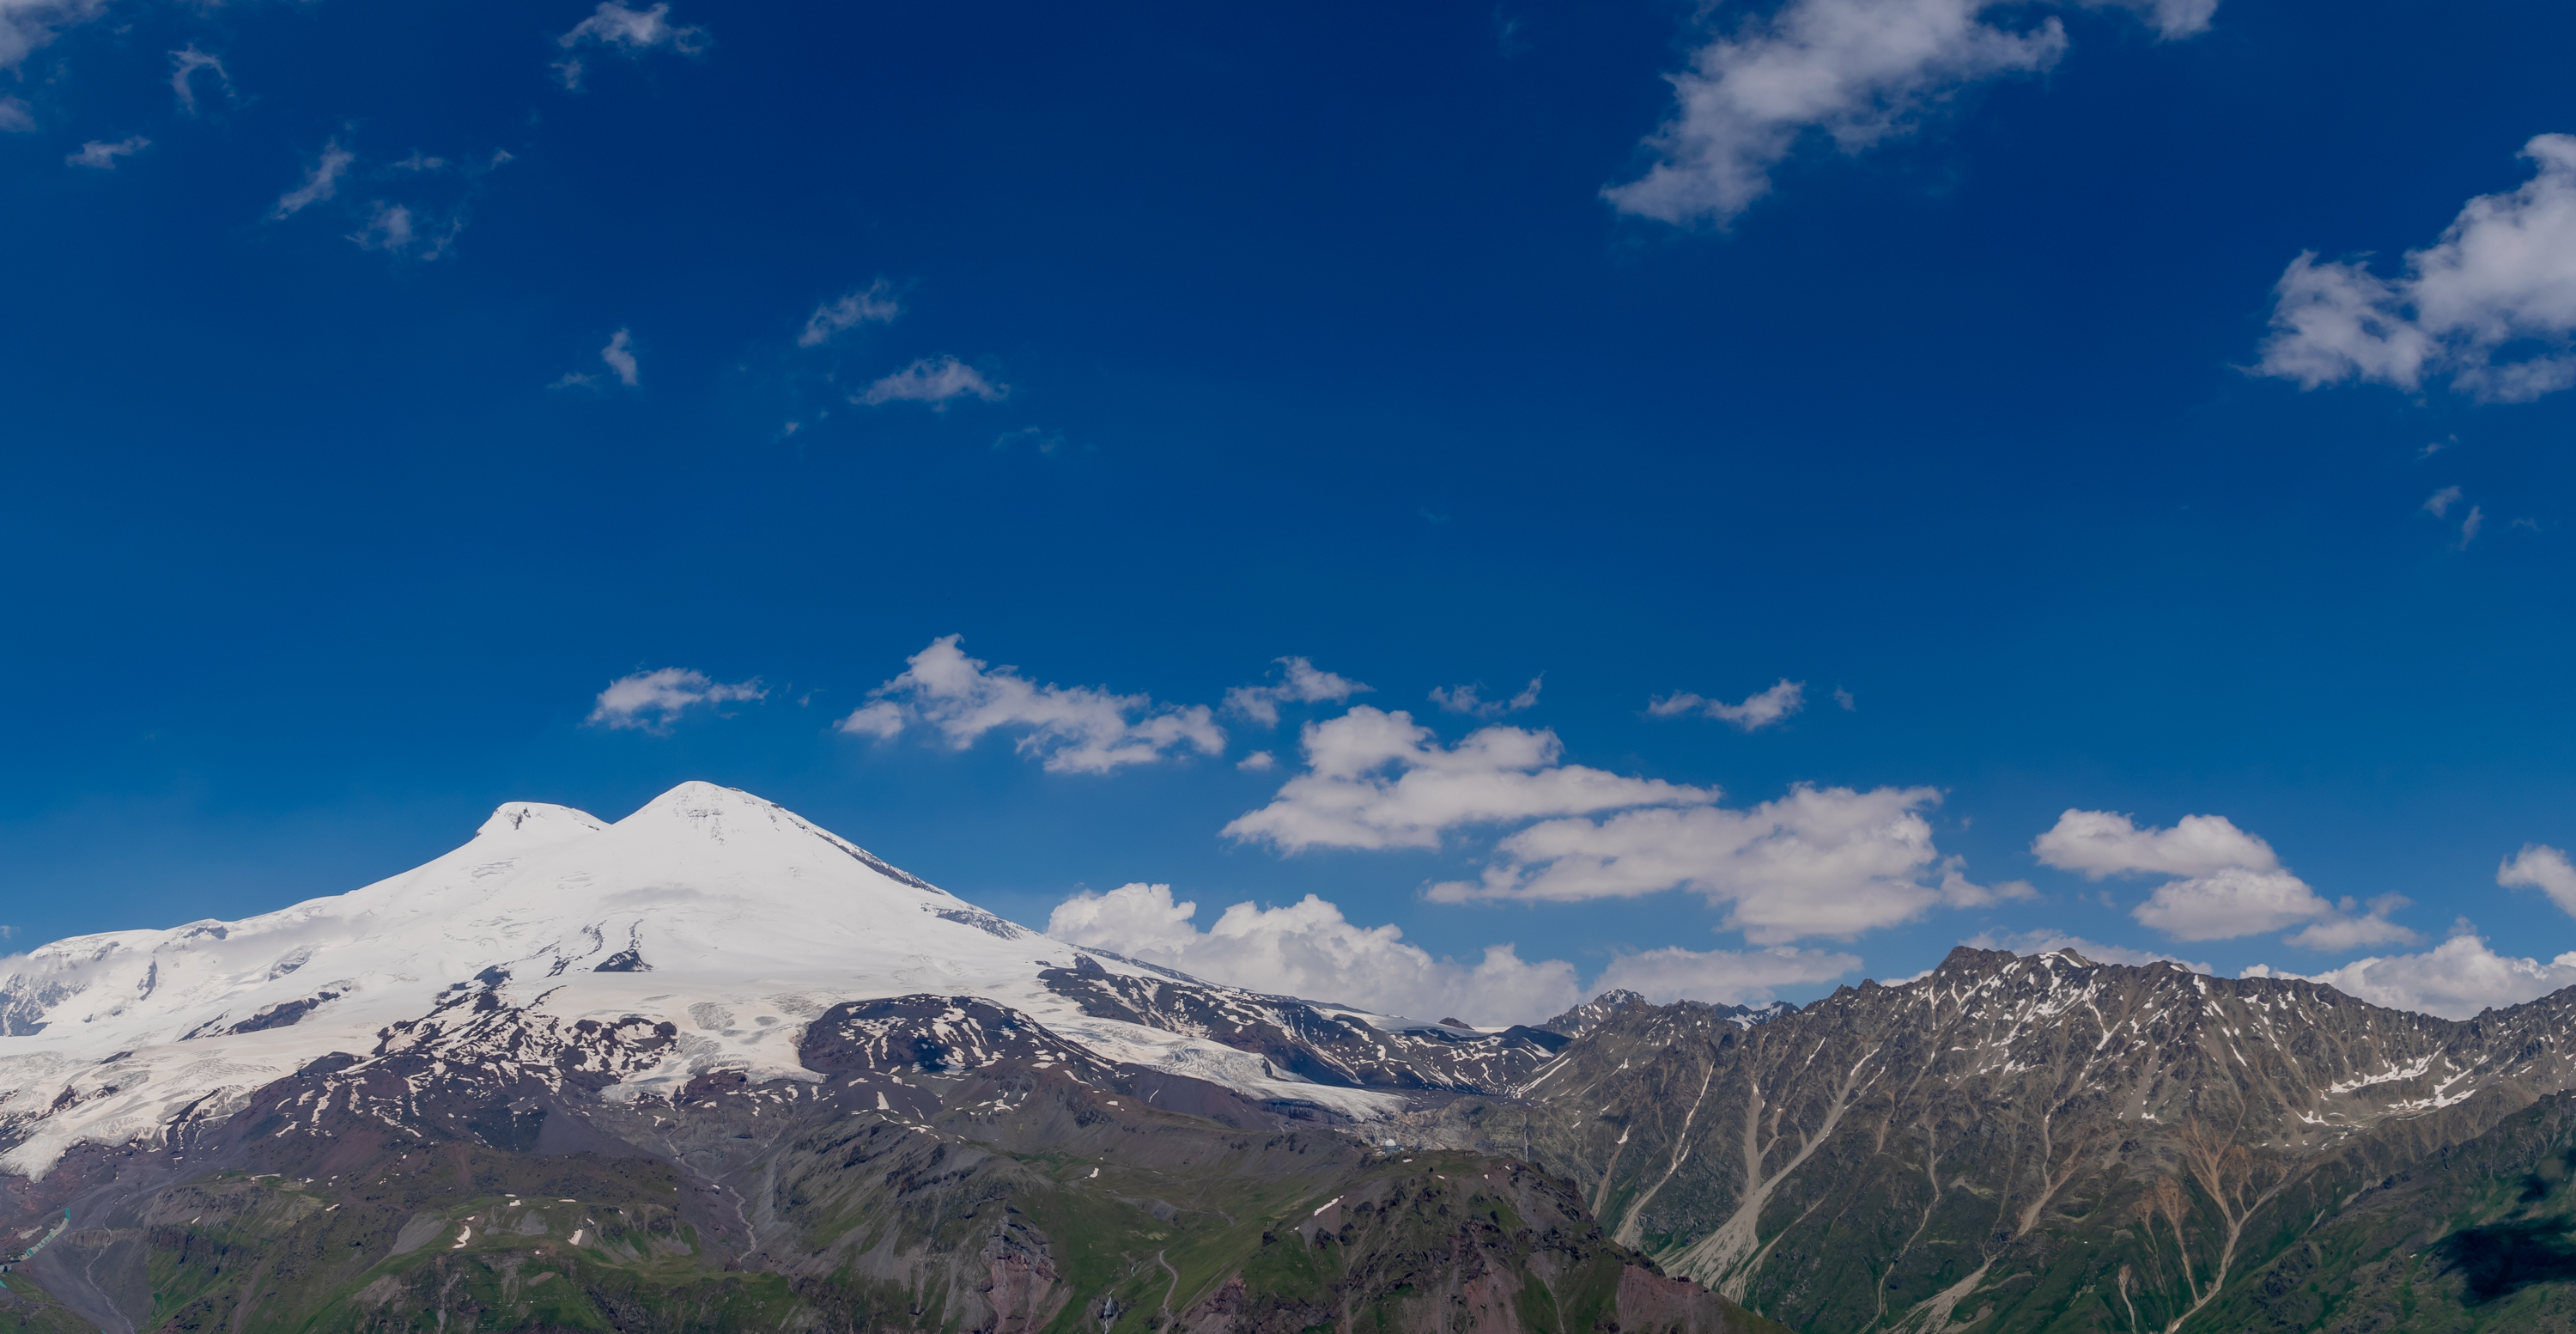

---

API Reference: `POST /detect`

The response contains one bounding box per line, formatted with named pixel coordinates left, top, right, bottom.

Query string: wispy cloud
left=556, top=1, right=708, bottom=88
left=0, top=96, right=31, bottom=132
left=1649, top=678, right=1805, bottom=730
left=169, top=46, right=231, bottom=113
left=799, top=280, right=899, bottom=347
left=2258, top=135, right=2576, bottom=403
left=64, top=135, right=146, bottom=169
left=1224, top=657, right=1371, bottom=728
left=2423, top=485, right=2463, bottom=518
left=586, top=667, right=765, bottom=733
left=550, top=329, right=641, bottom=390
left=346, top=202, right=459, bottom=259
left=856, top=356, right=1005, bottom=407
left=271, top=138, right=354, bottom=219
left=1428, top=676, right=1541, bottom=719
left=1605, top=0, right=2215, bottom=228
left=840, top=636, right=1224, bottom=774
left=0, top=0, right=108, bottom=72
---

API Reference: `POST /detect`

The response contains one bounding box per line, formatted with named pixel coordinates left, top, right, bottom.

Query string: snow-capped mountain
left=0, top=782, right=1421, bottom=1179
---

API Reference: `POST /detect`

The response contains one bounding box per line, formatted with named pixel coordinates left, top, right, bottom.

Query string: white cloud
left=857, top=356, right=1006, bottom=407
left=271, top=139, right=354, bottom=219
left=599, top=328, right=639, bottom=387
left=0, top=96, right=30, bottom=132
left=2258, top=135, right=2576, bottom=403
left=1833, top=686, right=1856, bottom=710
left=2130, top=868, right=2335, bottom=940
left=1428, top=676, right=1542, bottom=719
left=1431, top=784, right=2022, bottom=944
left=839, top=635, right=1223, bottom=775
left=1603, top=0, right=2212, bottom=228
left=1237, top=750, right=1277, bottom=772
left=1045, top=884, right=1856, bottom=1022
left=585, top=667, right=765, bottom=733
left=1224, top=657, right=1371, bottom=727
left=1048, top=882, right=1580, bottom=1023
left=349, top=203, right=414, bottom=252
left=2458, top=505, right=2485, bottom=549
left=1649, top=679, right=1806, bottom=730
left=558, top=2, right=708, bottom=55
left=2246, top=922, right=2576, bottom=1020
left=2282, top=895, right=2418, bottom=951
left=1223, top=708, right=1706, bottom=852
left=2035, top=808, right=2417, bottom=946
left=1593, top=944, right=1861, bottom=1006
left=347, top=202, right=454, bottom=258
left=1961, top=928, right=2210, bottom=972
left=0, top=0, right=105, bottom=70
left=64, top=135, right=145, bottom=169
left=2500, top=844, right=2576, bottom=917
left=2032, top=808, right=2281, bottom=878
left=799, top=281, right=899, bottom=347
left=2424, top=484, right=2463, bottom=518
left=170, top=46, right=230, bottom=113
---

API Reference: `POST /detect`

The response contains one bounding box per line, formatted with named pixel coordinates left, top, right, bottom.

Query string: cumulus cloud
left=840, top=636, right=1223, bottom=774
left=1604, top=0, right=2212, bottom=228
left=1961, top=928, right=2211, bottom=972
left=271, top=139, right=354, bottom=219
left=799, top=281, right=900, bottom=347
left=857, top=356, right=1006, bottom=407
left=1649, top=679, right=1805, bottom=730
left=1431, top=785, right=2025, bottom=944
left=2424, top=485, right=2463, bottom=518
left=1223, top=708, right=1706, bottom=852
left=1046, top=884, right=1854, bottom=1022
left=2032, top=808, right=2280, bottom=877
left=1429, top=677, right=1541, bottom=719
left=586, top=667, right=765, bottom=732
left=2258, top=135, right=2576, bottom=403
left=2033, top=809, right=2417, bottom=946
left=64, top=135, right=145, bottom=169
left=2247, top=922, right=2576, bottom=1020
left=1224, top=657, right=1371, bottom=728
left=170, top=46, right=231, bottom=113
left=1237, top=750, right=1277, bottom=772
left=2500, top=844, right=2576, bottom=917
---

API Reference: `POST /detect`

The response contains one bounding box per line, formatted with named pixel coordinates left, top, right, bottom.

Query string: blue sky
left=6, top=0, right=2576, bottom=1023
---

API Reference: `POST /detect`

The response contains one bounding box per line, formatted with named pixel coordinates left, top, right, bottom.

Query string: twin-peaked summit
left=0, top=782, right=1419, bottom=1179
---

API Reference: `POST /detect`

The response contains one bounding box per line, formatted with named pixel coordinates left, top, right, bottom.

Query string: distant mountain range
left=1, top=783, right=2568, bottom=1331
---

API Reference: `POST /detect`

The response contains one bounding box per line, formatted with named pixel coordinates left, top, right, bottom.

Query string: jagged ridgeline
left=0, top=786, right=1782, bottom=1334
left=9, top=785, right=2576, bottom=1332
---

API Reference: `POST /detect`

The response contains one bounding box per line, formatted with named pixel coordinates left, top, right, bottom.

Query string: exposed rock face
left=0, top=990, right=1779, bottom=1334
left=1410, top=946, right=2576, bottom=1332
left=1039, top=959, right=1570, bottom=1093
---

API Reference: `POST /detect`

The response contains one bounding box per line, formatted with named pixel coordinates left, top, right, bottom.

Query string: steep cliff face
left=1419, top=947, right=2576, bottom=1333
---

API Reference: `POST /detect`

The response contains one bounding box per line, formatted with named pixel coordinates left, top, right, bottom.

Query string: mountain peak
left=473, top=801, right=609, bottom=844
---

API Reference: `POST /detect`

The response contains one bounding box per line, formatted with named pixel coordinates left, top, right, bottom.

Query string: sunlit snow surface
left=0, top=782, right=1396, bottom=1178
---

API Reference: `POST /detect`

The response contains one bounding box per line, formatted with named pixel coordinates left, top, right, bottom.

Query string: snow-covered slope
left=0, top=782, right=1394, bottom=1179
